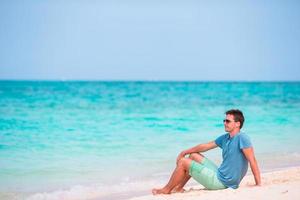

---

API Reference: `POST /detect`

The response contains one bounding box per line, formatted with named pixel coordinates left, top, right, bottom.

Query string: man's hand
left=176, top=151, right=187, bottom=164
left=246, top=182, right=262, bottom=187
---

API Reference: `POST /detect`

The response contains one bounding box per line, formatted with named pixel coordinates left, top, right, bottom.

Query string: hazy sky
left=0, top=0, right=299, bottom=81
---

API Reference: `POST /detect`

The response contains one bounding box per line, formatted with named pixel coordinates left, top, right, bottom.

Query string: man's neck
left=229, top=129, right=240, bottom=138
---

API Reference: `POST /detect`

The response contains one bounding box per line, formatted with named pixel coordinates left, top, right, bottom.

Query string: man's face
left=224, top=114, right=239, bottom=132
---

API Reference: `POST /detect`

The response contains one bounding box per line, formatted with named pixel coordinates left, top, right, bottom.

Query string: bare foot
left=152, top=188, right=171, bottom=195
left=172, top=187, right=186, bottom=193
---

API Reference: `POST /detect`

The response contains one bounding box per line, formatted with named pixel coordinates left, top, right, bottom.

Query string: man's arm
left=177, top=141, right=218, bottom=163
left=242, top=147, right=261, bottom=186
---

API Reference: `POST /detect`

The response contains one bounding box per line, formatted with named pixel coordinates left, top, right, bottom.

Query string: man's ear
left=236, top=121, right=241, bottom=128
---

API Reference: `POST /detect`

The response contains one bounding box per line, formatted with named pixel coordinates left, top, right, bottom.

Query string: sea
left=0, top=81, right=300, bottom=200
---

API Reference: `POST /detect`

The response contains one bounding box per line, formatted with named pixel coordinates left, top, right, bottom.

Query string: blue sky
left=0, top=0, right=299, bottom=81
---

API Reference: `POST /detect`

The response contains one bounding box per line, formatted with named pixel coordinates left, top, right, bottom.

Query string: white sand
left=129, top=167, right=300, bottom=200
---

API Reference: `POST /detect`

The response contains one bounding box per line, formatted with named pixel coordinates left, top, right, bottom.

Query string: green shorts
left=189, top=158, right=227, bottom=190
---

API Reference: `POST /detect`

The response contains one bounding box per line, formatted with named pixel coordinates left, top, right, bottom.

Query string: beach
left=130, top=167, right=300, bottom=200
left=1, top=0, right=300, bottom=199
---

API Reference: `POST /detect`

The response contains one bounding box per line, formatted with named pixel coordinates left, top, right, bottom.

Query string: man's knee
left=178, top=158, right=192, bottom=170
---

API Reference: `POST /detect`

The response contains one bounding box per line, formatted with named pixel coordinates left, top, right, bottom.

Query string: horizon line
left=0, top=79, right=299, bottom=83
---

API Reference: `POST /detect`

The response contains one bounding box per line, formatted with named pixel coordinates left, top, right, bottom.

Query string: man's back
left=215, top=132, right=252, bottom=189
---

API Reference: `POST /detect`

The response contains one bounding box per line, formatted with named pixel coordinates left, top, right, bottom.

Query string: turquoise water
left=0, top=81, right=300, bottom=199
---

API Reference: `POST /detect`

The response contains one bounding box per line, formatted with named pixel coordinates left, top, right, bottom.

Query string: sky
left=0, top=0, right=300, bottom=81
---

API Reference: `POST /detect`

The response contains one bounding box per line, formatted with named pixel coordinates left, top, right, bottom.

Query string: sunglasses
left=223, top=119, right=235, bottom=123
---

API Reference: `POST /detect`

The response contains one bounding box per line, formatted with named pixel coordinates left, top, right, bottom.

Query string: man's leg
left=172, top=153, right=205, bottom=192
left=152, top=157, right=193, bottom=195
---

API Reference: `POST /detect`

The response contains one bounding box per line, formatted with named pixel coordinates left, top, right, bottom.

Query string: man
left=152, top=109, right=261, bottom=195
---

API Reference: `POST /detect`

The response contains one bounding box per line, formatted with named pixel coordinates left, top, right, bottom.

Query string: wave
left=25, top=179, right=164, bottom=200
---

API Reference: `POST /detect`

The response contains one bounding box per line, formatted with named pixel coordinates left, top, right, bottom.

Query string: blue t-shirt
left=215, top=132, right=252, bottom=189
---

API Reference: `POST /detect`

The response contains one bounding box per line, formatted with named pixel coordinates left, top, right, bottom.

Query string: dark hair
left=225, top=109, right=245, bottom=129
